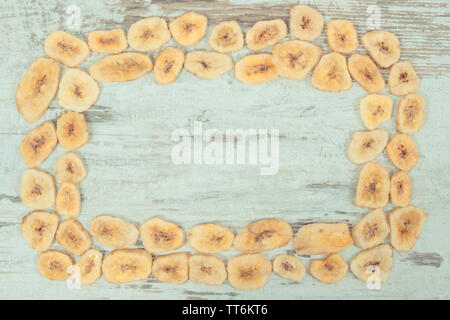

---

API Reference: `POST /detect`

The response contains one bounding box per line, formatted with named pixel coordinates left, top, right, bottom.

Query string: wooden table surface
left=0, top=0, right=449, bottom=299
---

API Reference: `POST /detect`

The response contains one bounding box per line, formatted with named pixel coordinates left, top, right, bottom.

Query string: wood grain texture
left=0, top=0, right=449, bottom=299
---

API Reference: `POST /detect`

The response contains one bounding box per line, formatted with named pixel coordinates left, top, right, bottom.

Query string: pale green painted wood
left=0, top=0, right=449, bottom=299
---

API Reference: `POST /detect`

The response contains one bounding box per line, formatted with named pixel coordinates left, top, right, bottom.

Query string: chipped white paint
left=0, top=0, right=449, bottom=299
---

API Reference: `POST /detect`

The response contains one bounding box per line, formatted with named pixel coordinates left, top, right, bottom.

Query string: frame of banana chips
left=16, top=4, right=427, bottom=290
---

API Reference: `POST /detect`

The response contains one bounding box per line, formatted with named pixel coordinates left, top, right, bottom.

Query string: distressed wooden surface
left=0, top=0, right=449, bottom=299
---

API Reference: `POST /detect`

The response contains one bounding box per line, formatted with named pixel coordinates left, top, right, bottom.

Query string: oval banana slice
left=359, top=94, right=393, bottom=130
left=386, top=134, right=418, bottom=171
left=102, top=248, right=152, bottom=283
left=293, top=222, right=353, bottom=255
left=152, top=252, right=190, bottom=285
left=227, top=254, right=272, bottom=291
left=309, top=253, right=348, bottom=284
left=235, top=54, right=278, bottom=84
left=396, top=94, right=426, bottom=134
left=289, top=5, right=324, bottom=41
left=390, top=171, right=412, bottom=207
left=189, top=254, right=227, bottom=285
left=21, top=211, right=59, bottom=252
left=311, top=52, right=352, bottom=92
left=209, top=21, right=244, bottom=53
left=37, top=249, right=73, bottom=281
left=88, top=29, right=128, bottom=54
left=56, top=218, right=92, bottom=256
left=354, top=161, right=390, bottom=209
left=350, top=243, right=393, bottom=283
left=169, top=12, right=207, bottom=47
left=16, top=57, right=60, bottom=123
left=56, top=111, right=89, bottom=150
left=184, top=51, right=233, bottom=79
left=90, top=215, right=139, bottom=249
left=272, top=40, right=323, bottom=81
left=76, top=248, right=103, bottom=285
left=326, top=19, right=358, bottom=54
left=128, top=17, right=171, bottom=52
left=389, top=206, right=427, bottom=252
left=54, top=152, right=87, bottom=184
left=188, top=223, right=234, bottom=254
left=57, top=68, right=100, bottom=112
left=89, top=52, right=153, bottom=82
left=361, top=30, right=401, bottom=69
left=348, top=54, right=385, bottom=93
left=55, top=182, right=81, bottom=218
left=234, top=218, right=292, bottom=253
left=19, top=121, right=57, bottom=168
left=272, top=254, right=306, bottom=282
left=351, top=208, right=390, bottom=249
left=45, top=30, right=90, bottom=67
left=21, top=168, right=56, bottom=210
left=388, top=61, right=420, bottom=96
left=245, top=19, right=287, bottom=51
left=346, top=129, right=389, bottom=165
left=140, top=217, right=185, bottom=254
left=153, top=46, right=185, bottom=85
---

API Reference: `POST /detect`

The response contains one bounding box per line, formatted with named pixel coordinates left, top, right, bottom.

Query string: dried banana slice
left=208, top=21, right=244, bottom=53
left=57, top=68, right=100, bottom=112
left=152, top=252, right=189, bottom=284
left=184, top=51, right=233, bottom=79
left=361, top=30, right=401, bottom=68
left=390, top=171, right=412, bottom=207
left=88, top=29, right=128, bottom=54
left=350, top=243, right=393, bottom=283
left=55, top=182, right=81, bottom=218
left=169, top=12, right=207, bottom=47
left=16, top=57, right=60, bottom=123
left=127, top=17, right=171, bottom=52
left=89, top=52, right=153, bottom=82
left=326, top=19, right=358, bottom=54
left=289, top=5, right=324, bottom=41
left=54, top=152, right=87, bottom=184
left=19, top=121, right=57, bottom=167
left=234, top=218, right=292, bottom=253
left=140, top=217, right=185, bottom=254
left=293, top=222, right=353, bottom=255
left=189, top=254, right=227, bottom=285
left=56, top=218, right=92, bottom=256
left=21, top=168, right=56, bottom=210
left=90, top=215, right=139, bottom=249
left=56, top=111, right=89, bottom=150
left=188, top=223, right=234, bottom=254
left=272, top=254, right=306, bottom=282
left=21, top=210, right=59, bottom=252
left=354, top=162, right=390, bottom=209
left=309, top=253, right=348, bottom=284
left=359, top=94, right=393, bottom=130
left=346, top=129, right=389, bottom=165
left=388, top=61, right=420, bottom=96
left=396, top=94, right=426, bottom=134
left=227, top=254, right=272, bottom=291
left=76, top=248, right=103, bottom=285
left=348, top=54, right=385, bottom=93
left=235, top=54, right=278, bottom=84
left=272, top=40, right=323, bottom=81
left=38, top=249, right=73, bottom=281
left=386, top=134, right=418, bottom=171
left=311, top=52, right=352, bottom=92
left=153, top=46, right=185, bottom=85
left=389, top=206, right=427, bottom=252
left=245, top=19, right=287, bottom=51
left=45, top=30, right=90, bottom=67
left=102, top=248, right=152, bottom=283
left=351, top=208, right=390, bottom=249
